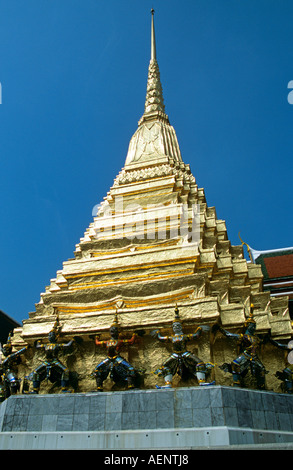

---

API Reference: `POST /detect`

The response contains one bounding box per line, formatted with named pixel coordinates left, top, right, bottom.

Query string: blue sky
left=0, top=0, right=292, bottom=325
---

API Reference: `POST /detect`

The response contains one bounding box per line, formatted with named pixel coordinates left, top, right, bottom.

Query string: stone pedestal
left=1, top=385, right=293, bottom=450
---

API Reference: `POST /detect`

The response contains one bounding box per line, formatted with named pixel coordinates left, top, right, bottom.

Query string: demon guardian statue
left=151, top=306, right=214, bottom=388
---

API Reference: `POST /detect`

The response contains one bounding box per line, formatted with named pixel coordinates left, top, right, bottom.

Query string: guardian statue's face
left=245, top=322, right=256, bottom=335
left=48, top=331, right=57, bottom=343
left=172, top=322, right=183, bottom=334
left=110, top=326, right=119, bottom=339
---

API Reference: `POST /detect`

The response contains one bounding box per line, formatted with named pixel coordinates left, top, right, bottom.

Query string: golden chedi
left=10, top=10, right=292, bottom=394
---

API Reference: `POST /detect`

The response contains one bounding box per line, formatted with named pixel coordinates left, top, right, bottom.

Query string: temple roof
left=251, top=247, right=293, bottom=280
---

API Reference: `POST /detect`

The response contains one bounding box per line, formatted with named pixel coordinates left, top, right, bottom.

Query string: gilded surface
left=144, top=59, right=165, bottom=115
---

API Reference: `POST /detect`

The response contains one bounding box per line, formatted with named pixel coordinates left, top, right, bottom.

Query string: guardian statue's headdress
left=2, top=331, right=13, bottom=356
left=244, top=303, right=256, bottom=326
left=111, top=310, right=119, bottom=328
left=49, top=313, right=61, bottom=338
left=173, top=304, right=181, bottom=323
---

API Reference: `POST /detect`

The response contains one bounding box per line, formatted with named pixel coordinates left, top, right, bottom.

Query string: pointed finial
left=151, top=8, right=156, bottom=61
left=139, top=8, right=168, bottom=123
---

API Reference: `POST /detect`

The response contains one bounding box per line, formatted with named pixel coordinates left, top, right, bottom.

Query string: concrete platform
left=0, top=385, right=293, bottom=449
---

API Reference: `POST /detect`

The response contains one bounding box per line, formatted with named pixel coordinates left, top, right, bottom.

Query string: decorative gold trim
left=54, top=288, right=195, bottom=315
left=65, top=256, right=199, bottom=280
left=68, top=269, right=194, bottom=291
left=111, top=184, right=175, bottom=199
left=90, top=238, right=180, bottom=257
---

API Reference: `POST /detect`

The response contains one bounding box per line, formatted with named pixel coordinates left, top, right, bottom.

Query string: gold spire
left=124, top=9, right=183, bottom=166
left=140, top=9, right=168, bottom=124
left=151, top=8, right=156, bottom=61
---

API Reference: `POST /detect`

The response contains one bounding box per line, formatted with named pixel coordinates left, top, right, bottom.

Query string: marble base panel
left=1, top=385, right=293, bottom=449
